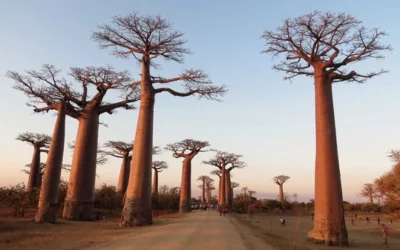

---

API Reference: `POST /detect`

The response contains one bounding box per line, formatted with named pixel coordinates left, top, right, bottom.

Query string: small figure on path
left=223, top=206, right=228, bottom=216
left=381, top=224, right=388, bottom=245
left=389, top=218, right=393, bottom=224
left=280, top=217, right=285, bottom=226
left=366, top=217, right=371, bottom=224
left=377, top=217, right=381, bottom=225
left=311, top=213, right=314, bottom=220
left=219, top=205, right=223, bottom=216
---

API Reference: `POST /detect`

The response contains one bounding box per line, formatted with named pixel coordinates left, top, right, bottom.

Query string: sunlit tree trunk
left=307, top=70, right=348, bottom=246
left=117, top=153, right=130, bottom=194
left=35, top=103, right=66, bottom=223
left=63, top=111, right=99, bottom=220
left=179, top=158, right=191, bottom=213
left=220, top=168, right=226, bottom=206
left=121, top=61, right=155, bottom=226
left=27, top=145, right=41, bottom=191
left=152, top=169, right=158, bottom=195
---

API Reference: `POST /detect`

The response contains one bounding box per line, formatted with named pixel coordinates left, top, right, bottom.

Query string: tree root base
left=35, top=203, right=58, bottom=223
left=119, top=197, right=153, bottom=227
left=62, top=200, right=94, bottom=221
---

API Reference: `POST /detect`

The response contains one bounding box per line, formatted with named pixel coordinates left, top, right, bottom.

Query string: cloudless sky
left=0, top=0, right=399, bottom=202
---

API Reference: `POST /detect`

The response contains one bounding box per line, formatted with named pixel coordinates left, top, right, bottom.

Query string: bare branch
left=16, top=132, right=51, bottom=148
left=165, top=139, right=211, bottom=159
left=261, top=11, right=391, bottom=83
left=152, top=161, right=168, bottom=172
left=203, top=151, right=243, bottom=170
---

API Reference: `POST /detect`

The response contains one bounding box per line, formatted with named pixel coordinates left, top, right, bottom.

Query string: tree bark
left=117, top=153, right=130, bottom=194
left=121, top=61, right=155, bottom=226
left=152, top=169, right=158, bottom=195
left=201, top=180, right=205, bottom=204
left=220, top=168, right=226, bottom=206
left=179, top=158, right=192, bottom=213
left=206, top=185, right=211, bottom=203
left=63, top=111, right=99, bottom=221
left=27, top=145, right=41, bottom=191
left=35, top=103, right=66, bottom=223
left=225, top=171, right=232, bottom=208
left=279, top=184, right=284, bottom=209
left=307, top=70, right=348, bottom=246
left=218, top=176, right=222, bottom=204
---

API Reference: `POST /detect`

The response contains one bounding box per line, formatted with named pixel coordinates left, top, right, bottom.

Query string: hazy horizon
left=1, top=0, right=399, bottom=204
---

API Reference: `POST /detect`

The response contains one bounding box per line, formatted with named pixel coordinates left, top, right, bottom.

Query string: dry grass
left=0, top=208, right=183, bottom=250
left=232, top=212, right=400, bottom=250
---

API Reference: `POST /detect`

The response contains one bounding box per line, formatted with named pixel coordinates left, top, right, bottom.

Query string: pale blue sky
left=0, top=1, right=399, bottom=202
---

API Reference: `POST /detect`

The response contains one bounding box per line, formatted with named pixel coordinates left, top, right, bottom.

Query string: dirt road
left=86, top=210, right=275, bottom=250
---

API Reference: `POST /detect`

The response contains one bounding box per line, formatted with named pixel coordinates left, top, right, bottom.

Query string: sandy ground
left=85, top=210, right=275, bottom=250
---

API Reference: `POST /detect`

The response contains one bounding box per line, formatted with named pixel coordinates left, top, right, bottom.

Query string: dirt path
left=85, top=210, right=275, bottom=250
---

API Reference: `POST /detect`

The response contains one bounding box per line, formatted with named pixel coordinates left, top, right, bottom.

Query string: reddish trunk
left=179, top=158, right=192, bottom=213
left=218, top=176, right=222, bottom=204
left=279, top=184, right=284, bottom=209
left=307, top=70, right=348, bottom=246
left=225, top=171, right=231, bottom=207
left=206, top=185, right=211, bottom=203
left=201, top=180, right=205, bottom=204
left=117, top=153, right=130, bottom=194
left=121, top=62, right=155, bottom=226
left=220, top=168, right=226, bottom=206
left=63, top=111, right=99, bottom=221
left=152, top=169, right=158, bottom=195
left=35, top=103, right=66, bottom=223
left=27, top=145, right=41, bottom=191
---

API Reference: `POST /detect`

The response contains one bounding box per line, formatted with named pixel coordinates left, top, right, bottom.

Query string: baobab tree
left=22, top=163, right=70, bottom=188
left=93, top=13, right=226, bottom=226
left=359, top=183, right=376, bottom=204
left=197, top=175, right=210, bottom=205
left=225, top=160, right=246, bottom=208
left=165, top=139, right=212, bottom=213
left=231, top=182, right=240, bottom=203
left=261, top=11, right=391, bottom=245
left=9, top=65, right=82, bottom=222
left=292, top=193, right=299, bottom=203
left=203, top=152, right=242, bottom=207
left=273, top=175, right=290, bottom=210
left=152, top=161, right=168, bottom=195
left=242, top=187, right=248, bottom=196
left=210, top=169, right=222, bottom=202
left=205, top=178, right=215, bottom=203
left=16, top=132, right=51, bottom=191
left=100, top=141, right=133, bottom=194
left=248, top=190, right=256, bottom=198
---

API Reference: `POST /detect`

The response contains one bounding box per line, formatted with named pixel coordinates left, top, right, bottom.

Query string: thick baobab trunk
left=230, top=188, right=234, bottom=204
left=279, top=184, right=284, bottom=208
left=225, top=172, right=232, bottom=208
left=27, top=145, right=41, bottom=191
left=201, top=180, right=205, bottom=204
left=117, top=153, right=130, bottom=194
left=63, top=111, right=99, bottom=221
left=38, top=173, right=43, bottom=188
left=307, top=71, right=348, bottom=246
left=220, top=168, right=226, bottom=206
left=35, top=103, right=66, bottom=223
left=152, top=169, right=158, bottom=195
left=179, top=158, right=192, bottom=213
left=206, top=186, right=211, bottom=203
left=218, top=176, right=222, bottom=204
left=121, top=67, right=155, bottom=226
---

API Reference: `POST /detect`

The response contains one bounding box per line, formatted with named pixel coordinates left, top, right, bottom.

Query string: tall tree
left=248, top=190, right=256, bottom=198
left=9, top=65, right=82, bottom=222
left=261, top=11, right=391, bottom=245
left=16, top=132, right=51, bottom=191
left=165, top=139, right=212, bottom=213
left=225, top=160, right=246, bottom=209
left=58, top=66, right=139, bottom=220
left=100, top=141, right=133, bottom=194
left=152, top=161, right=168, bottom=195
left=22, top=163, right=70, bottom=188
left=93, top=13, right=226, bottom=226
left=242, top=187, right=248, bottom=196
left=231, top=182, right=240, bottom=205
left=203, top=152, right=242, bottom=206
left=197, top=175, right=210, bottom=205
left=273, top=175, right=290, bottom=210
left=205, top=177, right=214, bottom=204
left=210, top=169, right=222, bottom=203
left=359, top=183, right=376, bottom=204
